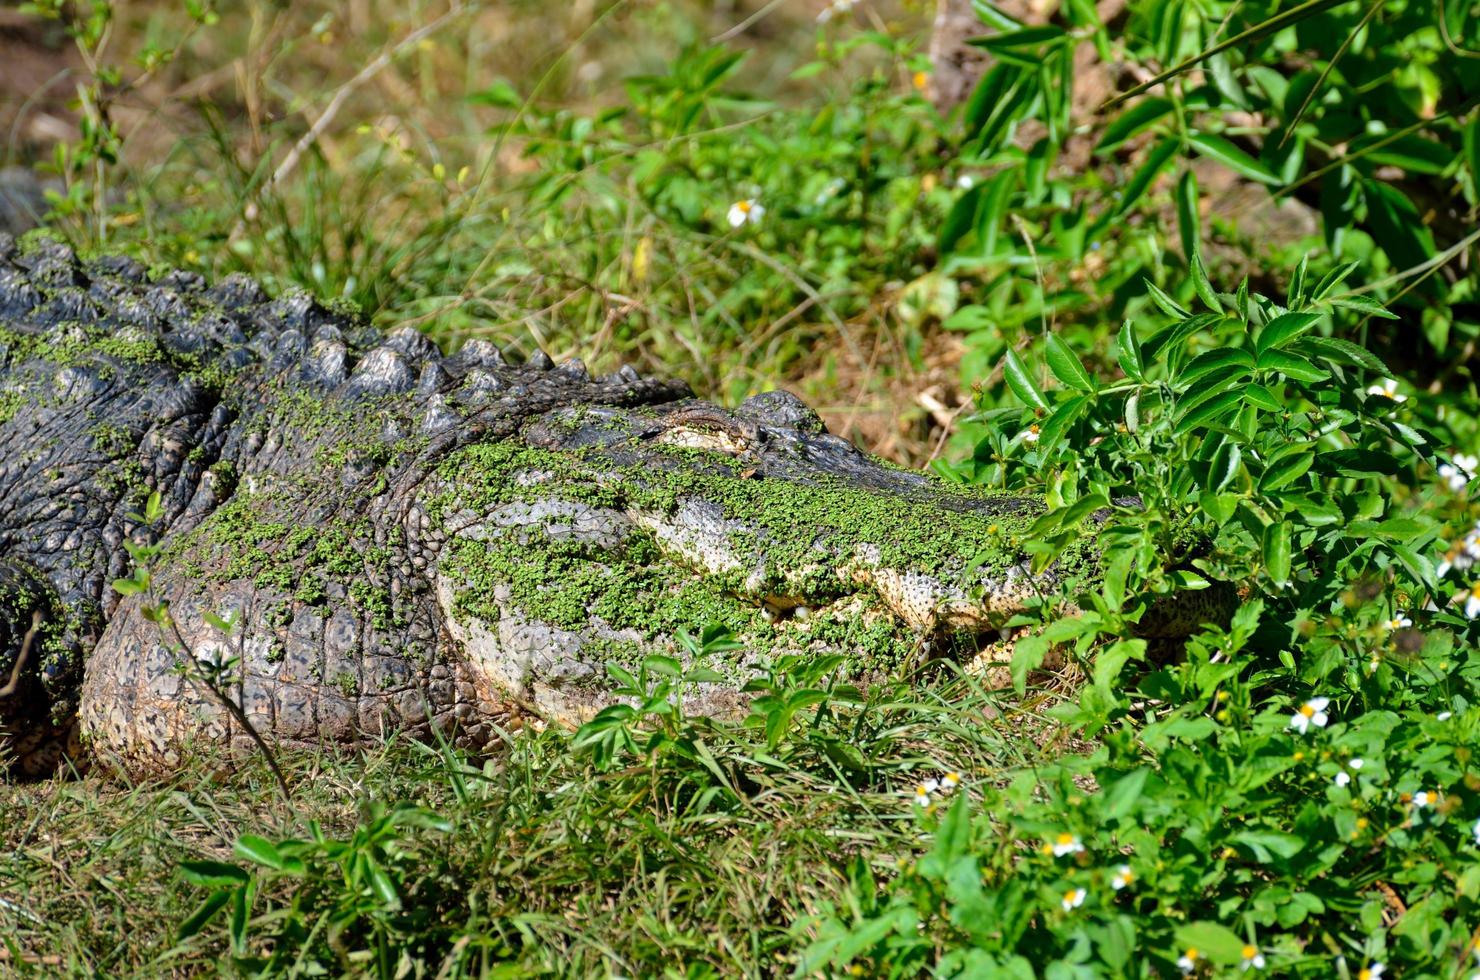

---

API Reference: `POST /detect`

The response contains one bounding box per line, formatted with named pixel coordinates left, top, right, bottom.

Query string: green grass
left=1, top=679, right=1059, bottom=976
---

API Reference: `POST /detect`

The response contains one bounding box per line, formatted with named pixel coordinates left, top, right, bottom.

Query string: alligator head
left=0, top=239, right=1228, bottom=776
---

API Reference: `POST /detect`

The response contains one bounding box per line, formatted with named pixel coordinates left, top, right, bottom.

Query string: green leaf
left=177, top=889, right=231, bottom=940
left=1190, top=250, right=1221, bottom=311
left=1263, top=521, right=1292, bottom=585
left=1180, top=347, right=1254, bottom=384
left=1229, top=829, right=1305, bottom=861
left=1175, top=388, right=1244, bottom=434
left=1364, top=180, right=1437, bottom=271
left=1200, top=491, right=1237, bottom=524
left=1310, top=261, right=1360, bottom=302
left=1095, top=97, right=1175, bottom=155
left=1173, top=922, right=1249, bottom=965
left=1254, top=312, right=1320, bottom=355
left=1260, top=452, right=1314, bottom=492
left=1002, top=349, right=1050, bottom=411
left=1242, top=384, right=1281, bottom=411
left=1326, top=294, right=1400, bottom=320
left=1187, top=133, right=1280, bottom=184
left=1010, top=633, right=1050, bottom=694
left=179, top=860, right=249, bottom=889
left=1117, top=320, right=1145, bottom=381
left=1044, top=335, right=1096, bottom=392
left=642, top=654, right=683, bottom=677
left=1256, top=349, right=1329, bottom=383
left=1100, top=767, right=1150, bottom=820
left=1143, top=279, right=1191, bottom=320
left=968, top=24, right=1067, bottom=50
left=1295, top=336, right=1392, bottom=372
left=233, top=835, right=284, bottom=871
left=1175, top=169, right=1200, bottom=261
left=1116, top=136, right=1180, bottom=215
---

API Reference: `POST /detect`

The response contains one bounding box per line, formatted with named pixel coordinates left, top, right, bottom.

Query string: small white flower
left=1462, top=583, right=1480, bottom=619
left=1022, top=424, right=1041, bottom=444
left=1110, top=865, right=1134, bottom=890
left=726, top=199, right=765, bottom=228
left=1061, top=887, right=1086, bottom=911
left=1383, top=614, right=1413, bottom=631
left=956, top=174, right=975, bottom=190
left=938, top=771, right=961, bottom=794
left=1366, top=379, right=1407, bottom=402
left=1439, top=711, right=1454, bottom=721
left=912, top=782, right=934, bottom=807
left=1472, top=816, right=1480, bottom=845
left=1358, top=963, right=1384, bottom=980
left=815, top=0, right=857, bottom=22
left=1240, top=944, right=1266, bottom=971
left=1439, top=452, right=1478, bottom=493
left=1289, top=697, right=1330, bottom=734
left=1335, top=771, right=1351, bottom=787
left=1412, top=790, right=1438, bottom=809
left=1051, top=833, right=1085, bottom=857
left=1349, top=758, right=1364, bottom=770
left=1177, top=948, right=1200, bottom=975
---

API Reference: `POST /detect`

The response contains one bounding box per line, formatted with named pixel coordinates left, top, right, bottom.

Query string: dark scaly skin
left=0, top=236, right=1229, bottom=777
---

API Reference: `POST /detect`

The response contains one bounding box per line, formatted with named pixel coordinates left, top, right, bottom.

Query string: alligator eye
left=653, top=425, right=750, bottom=456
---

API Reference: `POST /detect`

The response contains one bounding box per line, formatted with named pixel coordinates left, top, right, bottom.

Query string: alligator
left=0, top=236, right=1228, bottom=777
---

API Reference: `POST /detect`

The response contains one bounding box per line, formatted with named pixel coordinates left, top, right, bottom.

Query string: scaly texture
left=0, top=236, right=1223, bottom=776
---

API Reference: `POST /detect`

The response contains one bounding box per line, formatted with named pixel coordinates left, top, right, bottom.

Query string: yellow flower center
left=1056, top=833, right=1075, bottom=845
left=912, top=71, right=928, bottom=90
left=1242, top=945, right=1257, bottom=959
left=1300, top=704, right=1316, bottom=718
left=1185, top=948, right=1199, bottom=960
left=736, top=200, right=752, bottom=214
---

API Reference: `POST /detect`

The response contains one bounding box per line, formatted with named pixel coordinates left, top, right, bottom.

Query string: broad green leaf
left=1261, top=452, right=1315, bottom=491
left=1326, top=294, right=1400, bottom=319
left=1263, top=521, right=1292, bottom=584
left=1256, top=349, right=1329, bottom=382
left=1188, top=133, right=1280, bottom=184
left=938, top=184, right=985, bottom=255
left=1364, top=180, right=1437, bottom=271
left=1295, top=336, right=1392, bottom=371
left=1117, top=320, right=1145, bottom=381
left=1095, top=97, right=1175, bottom=155
left=1002, top=348, right=1050, bottom=411
left=1116, top=136, right=1180, bottom=216
left=1174, top=922, right=1251, bottom=965
left=1181, top=347, right=1255, bottom=384
left=233, top=835, right=284, bottom=870
left=1200, top=491, right=1238, bottom=524
left=1255, top=312, right=1320, bottom=355
left=1044, top=334, right=1096, bottom=392
left=1310, top=261, right=1360, bottom=302
left=1190, top=250, right=1221, bottom=311
left=1243, top=384, right=1281, bottom=411
left=179, top=860, right=249, bottom=889
left=1144, top=280, right=1191, bottom=320
left=1176, top=388, right=1244, bottom=433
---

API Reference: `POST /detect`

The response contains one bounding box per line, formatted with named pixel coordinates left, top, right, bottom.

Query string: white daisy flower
left=1382, top=614, right=1412, bottom=631
left=1439, top=452, right=1478, bottom=493
left=1358, top=963, right=1384, bottom=980
left=1110, top=865, right=1133, bottom=890
left=1022, top=424, right=1041, bottom=444
left=1366, top=379, right=1406, bottom=402
left=1177, top=948, right=1200, bottom=975
left=1061, top=887, right=1086, bottom=911
left=726, top=199, right=765, bottom=228
left=1289, top=697, right=1330, bottom=734
left=1050, top=833, right=1085, bottom=857
left=1335, top=771, right=1352, bottom=788
left=1462, top=583, right=1480, bottom=619
left=1240, top=944, right=1266, bottom=971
